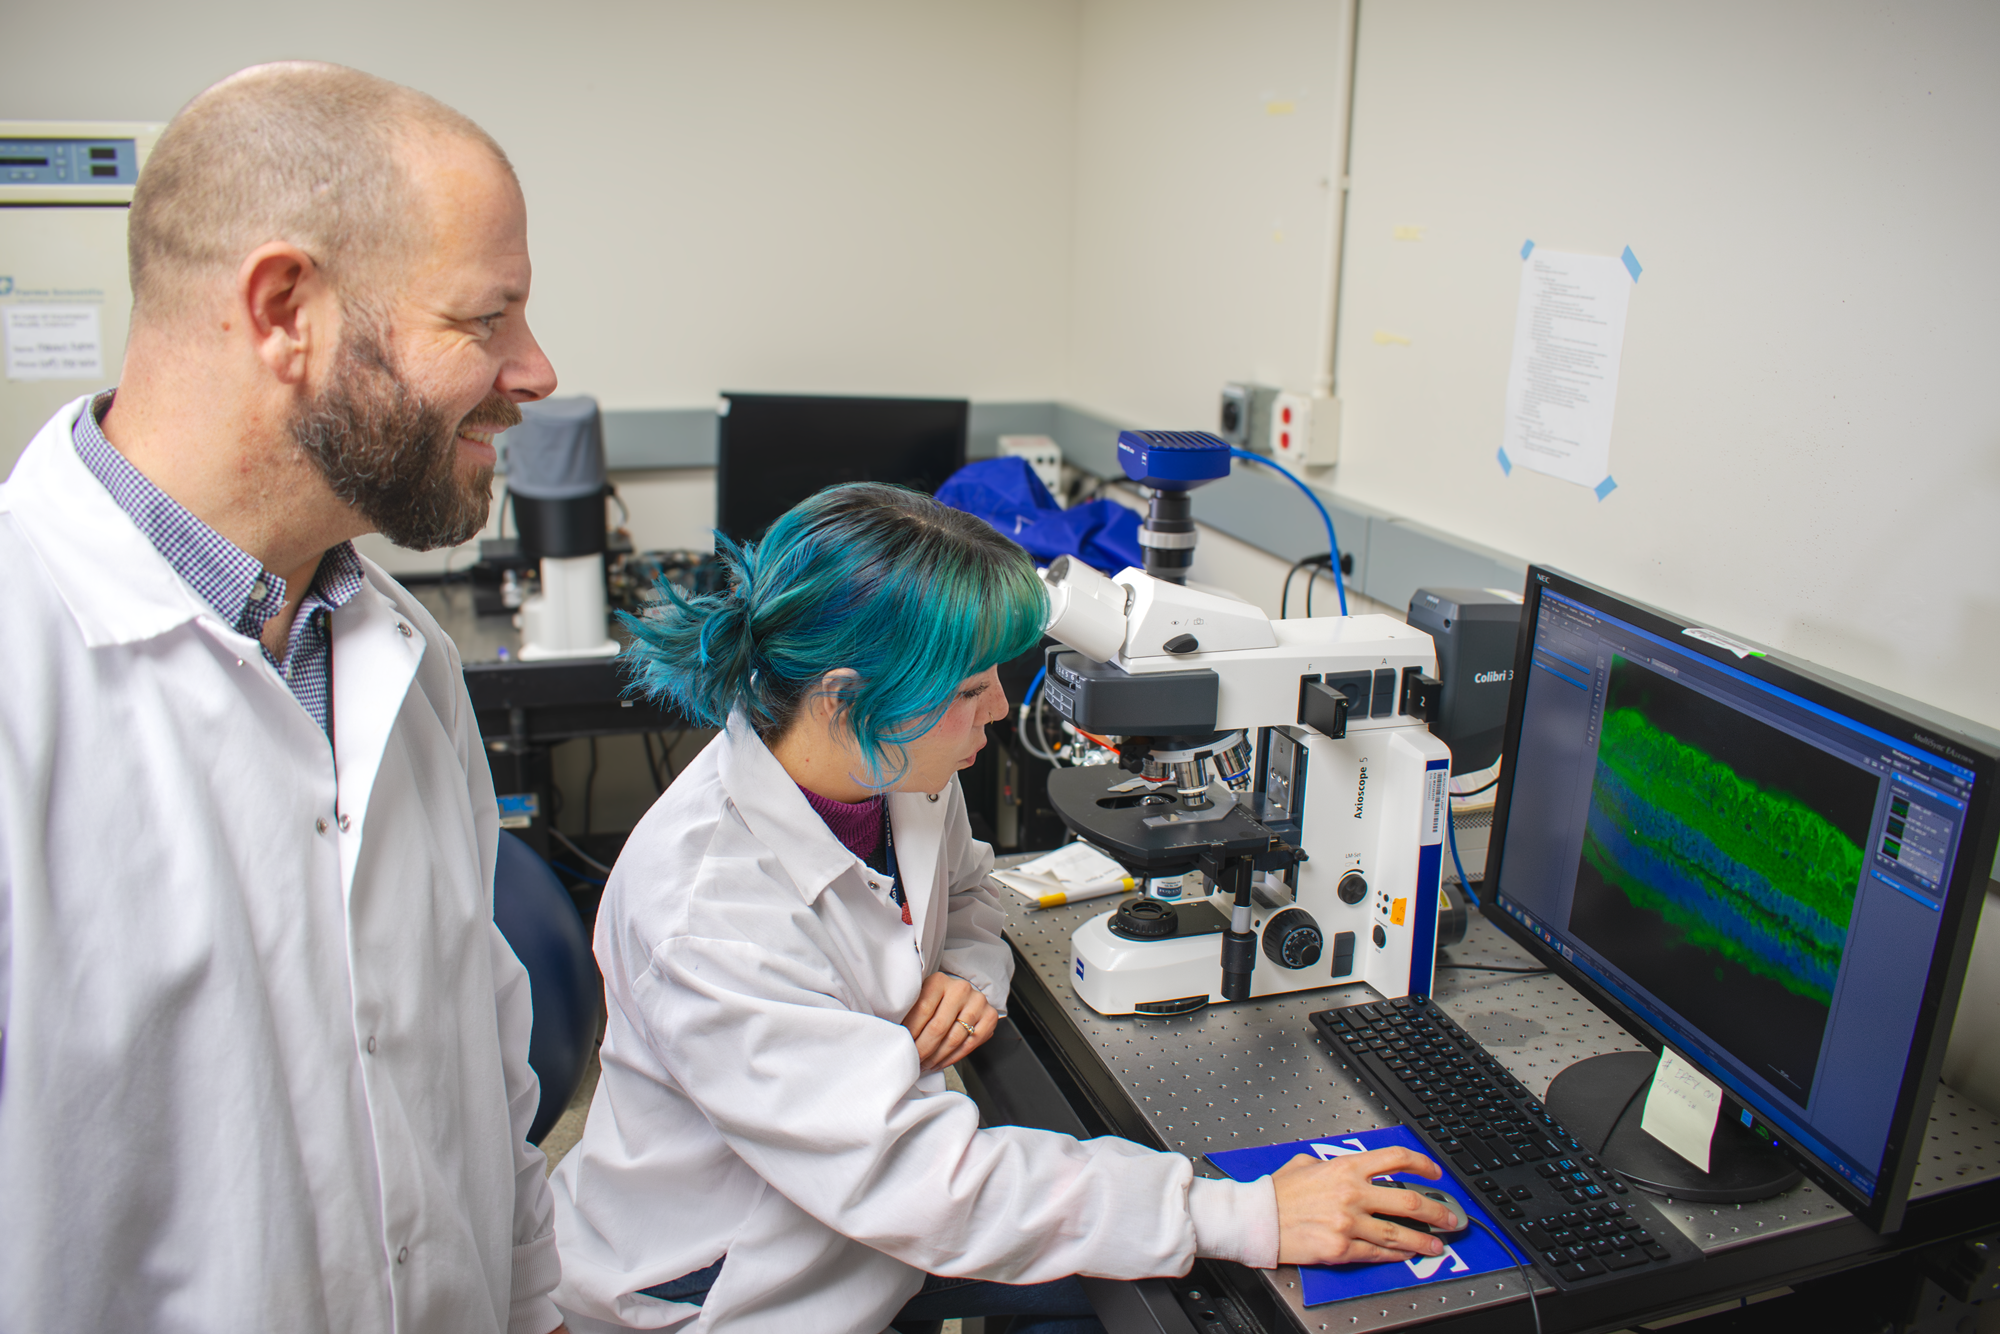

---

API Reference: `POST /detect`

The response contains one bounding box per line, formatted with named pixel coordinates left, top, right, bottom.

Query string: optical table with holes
left=958, top=887, right=2000, bottom=1334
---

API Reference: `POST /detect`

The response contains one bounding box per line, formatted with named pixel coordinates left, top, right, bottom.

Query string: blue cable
left=1227, top=448, right=1347, bottom=616
left=1025, top=663, right=1047, bottom=707
left=1446, top=792, right=1482, bottom=909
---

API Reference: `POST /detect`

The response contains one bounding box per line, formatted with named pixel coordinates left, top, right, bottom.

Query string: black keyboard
left=1309, top=996, right=1703, bottom=1292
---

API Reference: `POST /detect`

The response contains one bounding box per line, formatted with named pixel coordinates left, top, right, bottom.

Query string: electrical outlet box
left=998, top=434, right=1063, bottom=497
left=1270, top=392, right=1340, bottom=468
left=1220, top=382, right=1279, bottom=451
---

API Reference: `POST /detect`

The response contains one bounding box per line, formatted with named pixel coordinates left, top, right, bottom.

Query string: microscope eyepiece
left=1040, top=557, right=1130, bottom=663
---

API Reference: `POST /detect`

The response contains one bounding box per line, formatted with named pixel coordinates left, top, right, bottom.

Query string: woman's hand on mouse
left=1271, top=1149, right=1458, bottom=1265
left=901, top=972, right=997, bottom=1073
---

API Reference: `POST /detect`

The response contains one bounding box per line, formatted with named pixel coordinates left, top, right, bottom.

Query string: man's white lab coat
left=548, top=714, right=1275, bottom=1334
left=0, top=397, right=560, bottom=1334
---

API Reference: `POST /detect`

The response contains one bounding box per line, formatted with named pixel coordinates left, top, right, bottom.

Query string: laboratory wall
left=0, top=0, right=1081, bottom=412
left=1329, top=0, right=2000, bottom=736
left=1061, top=0, right=1353, bottom=427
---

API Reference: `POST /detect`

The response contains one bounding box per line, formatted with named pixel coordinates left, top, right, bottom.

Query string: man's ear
left=238, top=242, right=331, bottom=386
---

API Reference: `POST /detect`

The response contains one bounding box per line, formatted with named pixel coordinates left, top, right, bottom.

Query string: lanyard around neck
left=880, top=803, right=910, bottom=926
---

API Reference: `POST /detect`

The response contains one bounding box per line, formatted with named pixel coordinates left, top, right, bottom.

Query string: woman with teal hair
left=547, top=483, right=1453, bottom=1334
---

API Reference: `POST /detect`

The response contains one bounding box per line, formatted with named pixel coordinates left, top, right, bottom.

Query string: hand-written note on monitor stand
left=1501, top=250, right=1633, bottom=490
left=1642, top=1047, right=1723, bottom=1174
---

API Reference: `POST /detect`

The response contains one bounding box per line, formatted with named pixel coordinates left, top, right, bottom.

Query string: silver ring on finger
left=958, top=1019, right=977, bottom=1037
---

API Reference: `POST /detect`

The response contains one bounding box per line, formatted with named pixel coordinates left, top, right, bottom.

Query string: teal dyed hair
left=624, top=482, right=1049, bottom=787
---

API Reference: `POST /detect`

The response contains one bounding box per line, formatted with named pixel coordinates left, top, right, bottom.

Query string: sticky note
left=1372, top=330, right=1412, bottom=346
left=1393, top=224, right=1425, bottom=241
left=1641, top=1048, right=1722, bottom=1174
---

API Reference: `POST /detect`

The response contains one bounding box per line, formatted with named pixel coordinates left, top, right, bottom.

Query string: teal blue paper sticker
left=1621, top=246, right=1642, bottom=281
left=1498, top=448, right=1513, bottom=476
left=1520, top=239, right=1535, bottom=260
left=1594, top=476, right=1618, bottom=501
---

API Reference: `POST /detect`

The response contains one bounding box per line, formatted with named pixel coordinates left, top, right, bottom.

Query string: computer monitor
left=715, top=393, right=969, bottom=543
left=1481, top=566, right=2000, bottom=1233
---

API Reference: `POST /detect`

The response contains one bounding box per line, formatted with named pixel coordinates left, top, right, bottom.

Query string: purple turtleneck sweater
left=798, top=783, right=885, bottom=863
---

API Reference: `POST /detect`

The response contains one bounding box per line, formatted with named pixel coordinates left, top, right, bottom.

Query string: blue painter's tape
left=1497, top=447, right=1513, bottom=476
left=1520, top=238, right=1535, bottom=260
left=1622, top=246, right=1642, bottom=281
left=1594, top=475, right=1618, bottom=501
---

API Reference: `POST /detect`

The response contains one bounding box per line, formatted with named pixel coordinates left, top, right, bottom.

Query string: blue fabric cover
left=491, top=830, right=601, bottom=1144
left=934, top=458, right=1144, bottom=575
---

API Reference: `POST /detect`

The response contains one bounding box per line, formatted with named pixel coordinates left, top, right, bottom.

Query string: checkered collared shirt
left=71, top=392, right=365, bottom=737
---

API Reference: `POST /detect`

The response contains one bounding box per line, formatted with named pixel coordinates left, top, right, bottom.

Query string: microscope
left=1035, top=431, right=1455, bottom=1016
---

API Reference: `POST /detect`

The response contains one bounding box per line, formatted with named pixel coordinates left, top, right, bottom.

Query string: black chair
left=492, top=830, right=601, bottom=1143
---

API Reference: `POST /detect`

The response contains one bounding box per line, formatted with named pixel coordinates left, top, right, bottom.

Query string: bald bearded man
left=0, top=65, right=568, bottom=1333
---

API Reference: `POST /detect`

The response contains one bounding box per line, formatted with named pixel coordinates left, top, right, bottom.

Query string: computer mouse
left=1372, top=1180, right=1469, bottom=1237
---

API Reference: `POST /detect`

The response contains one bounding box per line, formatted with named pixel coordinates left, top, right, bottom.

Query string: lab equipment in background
left=467, top=538, right=536, bottom=616
left=1, top=121, right=162, bottom=479
left=1476, top=566, right=2000, bottom=1234
left=610, top=547, right=724, bottom=614
left=998, top=433, right=1063, bottom=497
left=1405, top=587, right=1525, bottom=776
left=715, top=392, right=967, bottom=543
left=503, top=397, right=619, bottom=660
left=1038, top=554, right=1453, bottom=1016
left=1116, top=429, right=1234, bottom=585
left=1406, top=585, right=1527, bottom=890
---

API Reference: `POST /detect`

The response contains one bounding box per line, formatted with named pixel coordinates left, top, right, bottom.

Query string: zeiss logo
left=1473, top=670, right=1513, bottom=684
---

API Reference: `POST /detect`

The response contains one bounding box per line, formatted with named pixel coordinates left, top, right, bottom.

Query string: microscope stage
left=1044, top=764, right=1283, bottom=874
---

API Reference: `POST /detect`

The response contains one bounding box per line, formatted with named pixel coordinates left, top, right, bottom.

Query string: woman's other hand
left=901, top=972, right=997, bottom=1073
left=1271, top=1148, right=1456, bottom=1265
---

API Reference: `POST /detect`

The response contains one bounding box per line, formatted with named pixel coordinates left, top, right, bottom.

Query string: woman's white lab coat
left=549, top=714, right=1276, bottom=1334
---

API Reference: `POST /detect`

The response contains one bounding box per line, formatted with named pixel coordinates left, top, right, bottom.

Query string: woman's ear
left=813, top=670, right=861, bottom=725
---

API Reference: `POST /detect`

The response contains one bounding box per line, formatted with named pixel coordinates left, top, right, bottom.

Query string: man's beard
left=291, top=325, right=519, bottom=551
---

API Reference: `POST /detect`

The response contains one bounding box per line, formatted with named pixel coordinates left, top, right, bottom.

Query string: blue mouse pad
left=1206, top=1125, right=1526, bottom=1306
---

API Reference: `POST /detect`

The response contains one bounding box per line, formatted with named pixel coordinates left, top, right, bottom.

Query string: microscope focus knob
left=1262, top=908, right=1323, bottom=970
left=1337, top=871, right=1369, bottom=904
